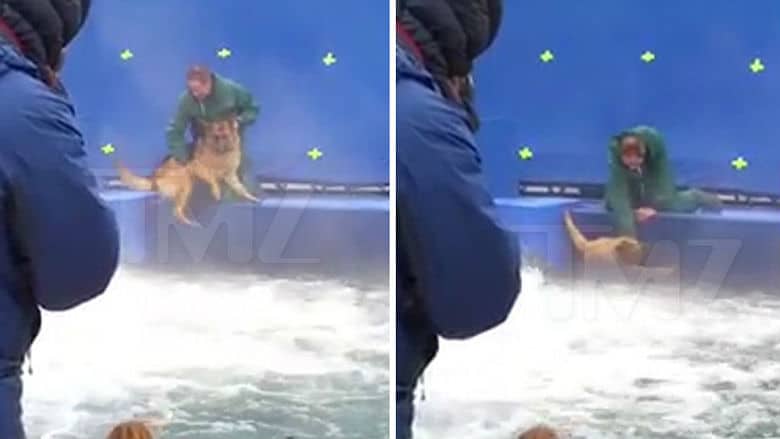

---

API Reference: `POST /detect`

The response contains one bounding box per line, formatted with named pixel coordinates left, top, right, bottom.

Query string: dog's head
left=517, top=424, right=561, bottom=439
left=614, top=237, right=644, bottom=265
left=200, top=117, right=240, bottom=153
left=107, top=420, right=154, bottom=439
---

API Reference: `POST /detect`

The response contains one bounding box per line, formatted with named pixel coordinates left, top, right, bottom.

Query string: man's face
left=620, top=136, right=645, bottom=171
left=187, top=78, right=212, bottom=101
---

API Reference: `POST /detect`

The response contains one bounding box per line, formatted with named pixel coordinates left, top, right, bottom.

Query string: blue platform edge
left=496, top=197, right=780, bottom=292
left=104, top=191, right=389, bottom=284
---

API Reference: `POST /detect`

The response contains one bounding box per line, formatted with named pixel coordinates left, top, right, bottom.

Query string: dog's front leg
left=174, top=183, right=198, bottom=226
left=208, top=179, right=222, bottom=201
left=224, top=173, right=260, bottom=202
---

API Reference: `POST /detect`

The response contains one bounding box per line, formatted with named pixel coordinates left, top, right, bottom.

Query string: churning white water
left=21, top=267, right=389, bottom=439
left=415, top=269, right=780, bottom=439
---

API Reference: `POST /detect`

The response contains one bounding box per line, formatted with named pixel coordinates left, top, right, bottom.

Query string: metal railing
left=517, top=180, right=780, bottom=208
left=102, top=175, right=389, bottom=196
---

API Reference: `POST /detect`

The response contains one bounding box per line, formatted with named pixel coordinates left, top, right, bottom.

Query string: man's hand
left=635, top=207, right=657, bottom=223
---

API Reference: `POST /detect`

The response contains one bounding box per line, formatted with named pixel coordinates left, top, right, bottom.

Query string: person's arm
left=165, top=94, right=191, bottom=162
left=397, top=90, right=521, bottom=340
left=232, top=83, right=259, bottom=128
left=605, top=155, right=637, bottom=237
left=647, top=144, right=679, bottom=207
left=633, top=125, right=677, bottom=205
left=2, top=90, right=119, bottom=311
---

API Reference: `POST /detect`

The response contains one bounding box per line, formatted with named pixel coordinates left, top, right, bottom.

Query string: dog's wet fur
left=516, top=424, right=561, bottom=439
left=564, top=210, right=644, bottom=266
left=116, top=117, right=259, bottom=225
left=563, top=210, right=677, bottom=283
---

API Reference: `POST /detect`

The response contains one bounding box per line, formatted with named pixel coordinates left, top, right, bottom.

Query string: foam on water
left=21, top=267, right=388, bottom=439
left=415, top=269, right=780, bottom=439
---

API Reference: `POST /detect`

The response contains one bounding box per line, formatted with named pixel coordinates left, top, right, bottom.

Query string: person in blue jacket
left=0, top=1, right=120, bottom=437
left=396, top=1, right=521, bottom=437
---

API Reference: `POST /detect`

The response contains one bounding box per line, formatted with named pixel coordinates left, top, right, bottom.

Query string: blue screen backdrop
left=62, top=0, right=389, bottom=185
left=475, top=0, right=780, bottom=197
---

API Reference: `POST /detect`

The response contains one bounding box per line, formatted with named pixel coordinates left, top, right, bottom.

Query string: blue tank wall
left=62, top=0, right=388, bottom=185
left=476, top=0, right=780, bottom=198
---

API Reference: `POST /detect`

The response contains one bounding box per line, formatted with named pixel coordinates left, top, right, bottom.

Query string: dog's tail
left=563, top=210, right=590, bottom=253
left=115, top=161, right=154, bottom=191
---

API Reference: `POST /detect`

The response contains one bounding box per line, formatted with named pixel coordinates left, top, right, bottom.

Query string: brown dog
left=517, top=424, right=561, bottom=439
left=106, top=420, right=154, bottom=439
left=564, top=210, right=677, bottom=282
left=564, top=210, right=643, bottom=266
left=116, top=117, right=259, bottom=225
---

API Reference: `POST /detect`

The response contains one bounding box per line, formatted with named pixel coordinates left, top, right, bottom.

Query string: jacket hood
left=397, top=44, right=434, bottom=87
left=0, top=40, right=38, bottom=77
left=608, top=125, right=667, bottom=168
left=0, top=40, right=68, bottom=95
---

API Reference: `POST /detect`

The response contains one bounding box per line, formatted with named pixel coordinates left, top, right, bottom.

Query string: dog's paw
left=178, top=216, right=202, bottom=228
left=240, top=193, right=260, bottom=203
left=188, top=221, right=203, bottom=228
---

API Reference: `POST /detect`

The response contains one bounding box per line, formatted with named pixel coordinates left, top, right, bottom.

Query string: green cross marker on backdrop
left=518, top=146, right=534, bottom=160
left=217, top=48, right=232, bottom=59
left=731, top=156, right=748, bottom=170
left=308, top=148, right=324, bottom=160
left=101, top=143, right=116, bottom=155
left=323, top=52, right=337, bottom=66
left=120, top=49, right=134, bottom=61
left=539, top=50, right=555, bottom=63
left=641, top=51, right=656, bottom=63
left=750, top=58, right=765, bottom=73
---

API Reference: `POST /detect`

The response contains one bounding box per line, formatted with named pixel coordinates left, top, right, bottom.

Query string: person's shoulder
left=0, top=66, right=85, bottom=178
left=176, top=90, right=193, bottom=105
left=397, top=81, right=470, bottom=146
left=173, top=90, right=196, bottom=114
left=213, top=74, right=246, bottom=92
left=0, top=64, right=76, bottom=138
left=396, top=46, right=471, bottom=137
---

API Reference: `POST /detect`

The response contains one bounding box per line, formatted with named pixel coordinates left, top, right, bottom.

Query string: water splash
left=415, top=269, right=780, bottom=439
left=22, top=267, right=388, bottom=439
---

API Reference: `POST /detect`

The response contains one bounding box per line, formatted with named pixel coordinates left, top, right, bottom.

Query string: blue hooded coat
left=0, top=40, right=119, bottom=437
left=396, top=42, right=521, bottom=439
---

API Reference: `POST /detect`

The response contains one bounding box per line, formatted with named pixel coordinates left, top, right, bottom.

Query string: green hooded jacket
left=605, top=125, right=693, bottom=237
left=165, top=74, right=259, bottom=163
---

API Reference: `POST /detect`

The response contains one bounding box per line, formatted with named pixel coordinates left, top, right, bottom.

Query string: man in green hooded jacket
left=165, top=65, right=259, bottom=200
left=605, top=126, right=721, bottom=237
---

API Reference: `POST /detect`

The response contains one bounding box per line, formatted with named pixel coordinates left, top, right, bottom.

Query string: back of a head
left=401, top=0, right=503, bottom=76
left=106, top=421, right=154, bottom=439
left=0, top=0, right=91, bottom=68
left=517, top=424, right=560, bottom=439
